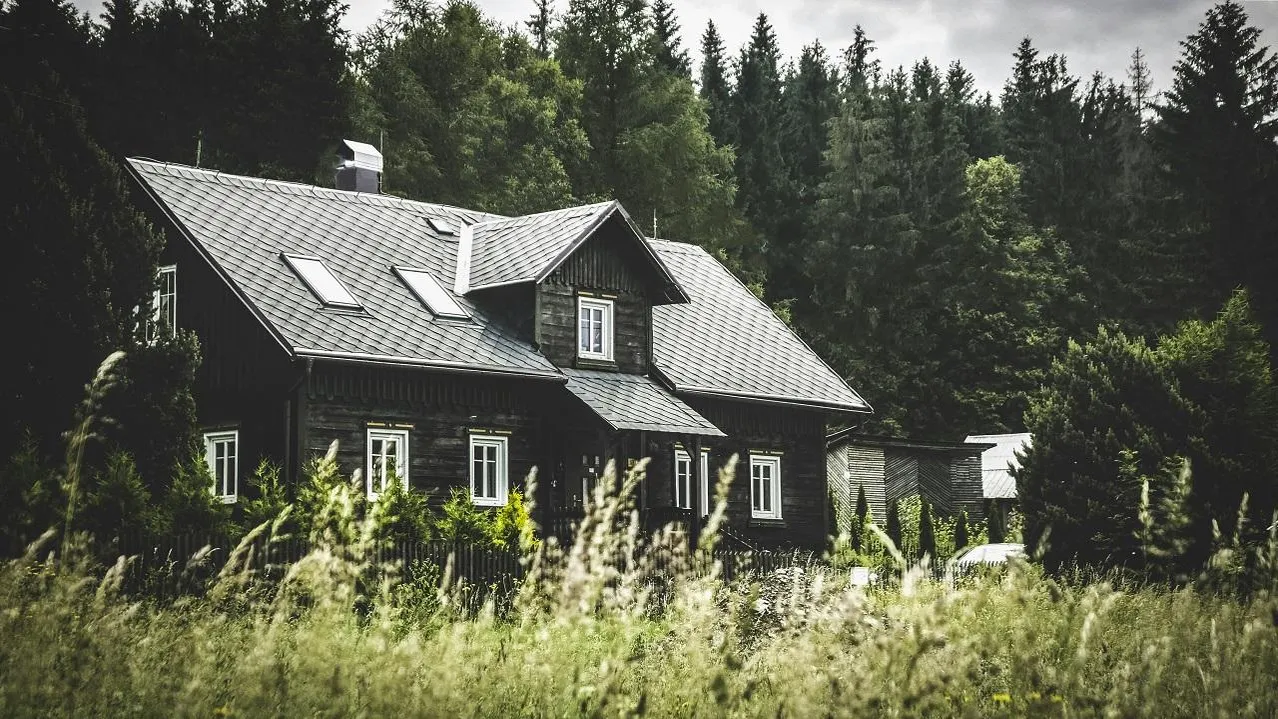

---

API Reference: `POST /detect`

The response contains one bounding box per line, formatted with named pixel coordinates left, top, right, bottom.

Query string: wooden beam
left=689, top=433, right=703, bottom=551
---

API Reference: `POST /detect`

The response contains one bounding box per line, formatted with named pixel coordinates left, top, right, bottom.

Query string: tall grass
left=3, top=452, right=1278, bottom=717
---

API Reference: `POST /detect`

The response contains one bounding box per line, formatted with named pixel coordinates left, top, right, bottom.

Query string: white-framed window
left=674, top=448, right=710, bottom=513
left=393, top=266, right=469, bottom=320
left=470, top=434, right=509, bottom=506
left=750, top=454, right=782, bottom=520
left=577, top=296, right=614, bottom=361
left=282, top=253, right=362, bottom=309
left=203, top=430, right=238, bottom=504
left=149, top=265, right=177, bottom=340
left=366, top=428, right=408, bottom=500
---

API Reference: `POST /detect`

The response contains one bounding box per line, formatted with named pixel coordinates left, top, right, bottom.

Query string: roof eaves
left=125, top=158, right=297, bottom=360
left=295, top=348, right=567, bottom=381
left=830, top=432, right=997, bottom=453
left=665, top=380, right=873, bottom=414
left=532, top=200, right=621, bottom=284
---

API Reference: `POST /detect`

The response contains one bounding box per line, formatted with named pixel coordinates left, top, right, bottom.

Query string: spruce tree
left=698, top=20, right=734, bottom=147
left=526, top=0, right=554, bottom=57
left=917, top=499, right=936, bottom=561
left=855, top=483, right=869, bottom=525
left=886, top=500, right=902, bottom=549
left=650, top=0, right=690, bottom=77
left=953, top=510, right=970, bottom=551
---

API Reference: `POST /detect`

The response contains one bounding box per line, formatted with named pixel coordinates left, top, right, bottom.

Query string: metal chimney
left=335, top=139, right=383, bottom=193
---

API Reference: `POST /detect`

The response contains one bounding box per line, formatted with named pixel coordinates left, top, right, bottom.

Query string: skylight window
left=427, top=217, right=457, bottom=235
left=282, top=254, right=361, bottom=309
left=394, top=266, right=469, bottom=319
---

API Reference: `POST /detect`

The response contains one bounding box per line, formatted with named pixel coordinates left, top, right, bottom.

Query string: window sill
left=749, top=517, right=785, bottom=528
left=219, top=495, right=238, bottom=505
left=471, top=498, right=505, bottom=508
left=574, top=357, right=619, bottom=371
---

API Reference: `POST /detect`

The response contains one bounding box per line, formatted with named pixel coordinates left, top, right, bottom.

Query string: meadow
left=2, top=459, right=1277, bottom=719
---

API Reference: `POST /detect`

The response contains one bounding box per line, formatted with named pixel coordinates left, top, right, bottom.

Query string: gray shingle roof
left=562, top=369, right=724, bottom=436
left=965, top=433, right=1032, bottom=499
left=128, top=159, right=561, bottom=378
left=650, top=240, right=871, bottom=413
left=129, top=159, right=870, bottom=413
left=467, top=202, right=615, bottom=290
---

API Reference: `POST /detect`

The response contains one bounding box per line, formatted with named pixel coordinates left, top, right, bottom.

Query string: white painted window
left=674, top=448, right=710, bottom=513
left=282, top=254, right=361, bottom=309
left=366, top=428, right=408, bottom=500
left=149, top=265, right=177, bottom=339
left=394, top=266, right=468, bottom=319
left=577, top=296, right=614, bottom=361
left=203, top=430, right=238, bottom=504
left=750, top=455, right=782, bottom=519
left=470, top=434, right=509, bottom=506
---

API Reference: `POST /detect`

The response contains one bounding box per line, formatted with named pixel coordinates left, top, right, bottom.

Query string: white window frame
left=149, top=265, right=177, bottom=340
left=366, top=428, right=409, bottom=500
left=393, top=266, right=469, bottom=320
left=577, top=296, right=614, bottom=361
left=282, top=253, right=362, bottom=309
left=674, top=448, right=711, bottom=513
left=470, top=434, right=509, bottom=507
left=750, top=454, right=782, bottom=520
left=203, top=430, right=238, bottom=504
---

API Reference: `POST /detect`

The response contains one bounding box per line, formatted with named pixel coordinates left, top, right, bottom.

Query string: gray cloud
left=72, top=0, right=1278, bottom=96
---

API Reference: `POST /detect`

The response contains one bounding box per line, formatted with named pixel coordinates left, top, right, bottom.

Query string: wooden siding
left=303, top=364, right=555, bottom=507
left=159, top=232, right=295, bottom=494
left=884, top=450, right=919, bottom=507
left=684, top=398, right=830, bottom=549
left=919, top=455, right=952, bottom=514
left=949, top=455, right=985, bottom=522
left=845, top=444, right=888, bottom=525
left=536, top=219, right=657, bottom=374
left=826, top=445, right=850, bottom=534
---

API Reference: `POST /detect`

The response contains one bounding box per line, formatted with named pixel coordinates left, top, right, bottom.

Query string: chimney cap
left=337, top=139, right=383, bottom=173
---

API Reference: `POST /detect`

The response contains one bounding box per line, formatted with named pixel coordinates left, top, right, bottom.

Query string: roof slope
left=965, top=433, right=1032, bottom=499
left=467, top=202, right=615, bottom=290
left=128, top=159, right=560, bottom=378
left=650, top=240, right=871, bottom=413
left=562, top=369, right=724, bottom=436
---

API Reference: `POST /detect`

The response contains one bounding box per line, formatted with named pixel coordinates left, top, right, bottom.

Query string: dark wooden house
left=826, top=431, right=990, bottom=532
left=127, top=142, right=872, bottom=549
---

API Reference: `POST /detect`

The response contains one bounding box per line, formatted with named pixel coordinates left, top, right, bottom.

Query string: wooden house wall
left=536, top=219, right=655, bottom=374
left=918, top=456, right=952, bottom=514
left=826, top=445, right=850, bottom=534
left=949, top=455, right=985, bottom=522
left=843, top=443, right=888, bottom=525
left=884, top=451, right=919, bottom=507
left=302, top=364, right=555, bottom=507
left=159, top=232, right=295, bottom=498
left=682, top=397, right=830, bottom=549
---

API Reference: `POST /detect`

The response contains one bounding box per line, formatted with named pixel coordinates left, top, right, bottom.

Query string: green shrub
left=490, top=490, right=536, bottom=551
left=240, top=459, right=290, bottom=533
left=954, top=510, right=970, bottom=551
left=435, top=487, right=493, bottom=544
left=375, top=473, right=433, bottom=547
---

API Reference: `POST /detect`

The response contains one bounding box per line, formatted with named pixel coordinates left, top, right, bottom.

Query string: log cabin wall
left=843, top=443, right=888, bottom=526
left=949, top=454, right=985, bottom=522
left=302, top=364, right=557, bottom=507
left=159, top=235, right=294, bottom=493
left=681, top=397, right=831, bottom=549
left=536, top=218, right=656, bottom=374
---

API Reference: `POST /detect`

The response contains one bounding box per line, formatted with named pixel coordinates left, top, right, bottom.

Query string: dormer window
left=394, top=266, right=469, bottom=320
left=282, top=254, right=361, bottom=309
left=578, top=296, right=613, bottom=361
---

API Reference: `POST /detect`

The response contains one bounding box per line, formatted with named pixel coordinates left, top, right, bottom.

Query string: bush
left=435, top=487, right=493, bottom=544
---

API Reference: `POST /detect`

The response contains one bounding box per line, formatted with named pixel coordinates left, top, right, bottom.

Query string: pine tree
left=650, top=0, right=689, bottom=77
left=953, top=510, right=970, bottom=551
left=697, top=20, right=733, bottom=147
left=526, top=0, right=554, bottom=57
left=886, top=500, right=902, bottom=549
left=917, top=499, right=936, bottom=561
left=1152, top=0, right=1278, bottom=344
left=855, top=483, right=869, bottom=525
left=841, top=25, right=878, bottom=96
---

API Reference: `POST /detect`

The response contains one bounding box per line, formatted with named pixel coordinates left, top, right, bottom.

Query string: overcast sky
left=73, top=0, right=1278, bottom=97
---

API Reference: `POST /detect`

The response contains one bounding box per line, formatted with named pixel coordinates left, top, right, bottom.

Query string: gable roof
left=128, top=159, right=870, bottom=413
left=965, top=433, right=1032, bottom=499
left=127, top=159, right=561, bottom=379
left=464, top=201, right=688, bottom=303
left=650, top=240, right=871, bottom=413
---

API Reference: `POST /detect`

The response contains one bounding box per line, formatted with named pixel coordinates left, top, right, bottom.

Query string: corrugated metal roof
left=964, top=433, right=1032, bottom=499
left=562, top=369, right=724, bottom=436
left=650, top=240, right=872, bottom=413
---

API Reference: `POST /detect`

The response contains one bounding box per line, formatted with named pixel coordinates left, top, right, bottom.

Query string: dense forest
left=4, top=0, right=1278, bottom=568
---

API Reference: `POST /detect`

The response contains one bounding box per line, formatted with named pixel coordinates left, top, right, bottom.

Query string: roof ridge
left=126, top=157, right=508, bottom=221
left=470, top=199, right=615, bottom=228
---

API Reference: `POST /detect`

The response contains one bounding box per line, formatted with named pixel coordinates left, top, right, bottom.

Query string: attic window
left=427, top=217, right=458, bottom=235
left=394, top=266, right=469, bottom=319
left=282, top=254, right=361, bottom=309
